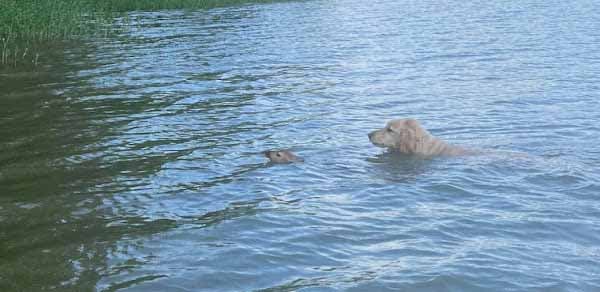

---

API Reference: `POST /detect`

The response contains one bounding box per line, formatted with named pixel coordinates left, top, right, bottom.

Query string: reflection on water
left=2, top=0, right=600, bottom=291
left=366, top=152, right=434, bottom=183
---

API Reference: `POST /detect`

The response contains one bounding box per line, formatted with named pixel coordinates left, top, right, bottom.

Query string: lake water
left=1, top=0, right=600, bottom=291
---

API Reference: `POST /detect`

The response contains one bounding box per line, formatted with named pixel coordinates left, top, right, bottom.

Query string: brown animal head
left=264, top=149, right=303, bottom=163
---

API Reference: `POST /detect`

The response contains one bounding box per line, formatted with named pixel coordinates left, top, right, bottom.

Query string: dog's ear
left=397, top=121, right=418, bottom=153
left=404, top=119, right=430, bottom=137
left=388, top=120, right=404, bottom=133
left=388, top=119, right=418, bottom=133
left=404, top=118, right=419, bottom=129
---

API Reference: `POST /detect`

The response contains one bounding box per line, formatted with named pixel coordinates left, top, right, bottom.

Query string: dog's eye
left=276, top=153, right=282, bottom=157
left=386, top=127, right=394, bottom=132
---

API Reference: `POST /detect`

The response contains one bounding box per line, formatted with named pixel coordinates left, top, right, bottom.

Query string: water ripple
left=2, top=0, right=600, bottom=291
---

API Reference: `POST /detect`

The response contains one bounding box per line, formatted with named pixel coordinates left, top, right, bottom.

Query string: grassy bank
left=0, top=0, right=279, bottom=68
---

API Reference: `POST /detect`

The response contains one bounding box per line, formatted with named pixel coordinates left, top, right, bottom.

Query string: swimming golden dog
left=368, top=118, right=467, bottom=156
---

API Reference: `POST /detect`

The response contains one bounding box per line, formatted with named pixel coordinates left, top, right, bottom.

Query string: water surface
left=1, top=0, right=600, bottom=291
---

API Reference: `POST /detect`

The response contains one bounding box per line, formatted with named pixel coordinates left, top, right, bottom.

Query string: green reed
left=98, top=0, right=282, bottom=11
left=0, top=0, right=280, bottom=68
left=1, top=0, right=105, bottom=68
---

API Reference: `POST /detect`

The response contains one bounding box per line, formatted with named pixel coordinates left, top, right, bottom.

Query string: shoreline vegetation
left=0, top=0, right=279, bottom=69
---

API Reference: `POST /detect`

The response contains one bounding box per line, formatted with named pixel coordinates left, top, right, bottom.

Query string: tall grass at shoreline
left=98, top=0, right=283, bottom=12
left=1, top=0, right=105, bottom=67
left=0, top=0, right=280, bottom=68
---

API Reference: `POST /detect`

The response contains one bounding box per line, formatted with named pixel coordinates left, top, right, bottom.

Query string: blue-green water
left=2, top=0, right=600, bottom=291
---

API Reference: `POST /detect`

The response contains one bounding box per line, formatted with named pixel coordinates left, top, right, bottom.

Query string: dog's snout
left=368, top=132, right=374, bottom=139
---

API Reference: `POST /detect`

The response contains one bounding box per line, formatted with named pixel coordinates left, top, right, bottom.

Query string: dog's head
left=368, top=118, right=431, bottom=153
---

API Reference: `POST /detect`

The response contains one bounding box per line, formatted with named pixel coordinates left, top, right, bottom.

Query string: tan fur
left=264, top=150, right=303, bottom=163
left=368, top=118, right=466, bottom=156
